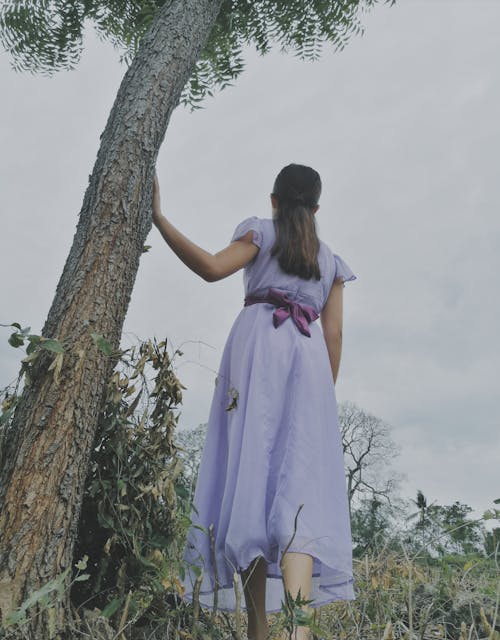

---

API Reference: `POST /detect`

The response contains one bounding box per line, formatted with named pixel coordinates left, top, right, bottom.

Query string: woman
left=152, top=163, right=357, bottom=640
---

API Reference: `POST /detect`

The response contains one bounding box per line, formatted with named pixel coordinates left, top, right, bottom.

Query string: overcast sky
left=1, top=0, right=499, bottom=521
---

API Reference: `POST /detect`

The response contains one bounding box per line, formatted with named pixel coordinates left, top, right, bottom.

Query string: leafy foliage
left=404, top=493, right=487, bottom=557
left=3, top=557, right=89, bottom=631
left=0, top=321, right=66, bottom=387
left=1, top=328, right=228, bottom=637
left=429, top=501, right=485, bottom=555
left=351, top=494, right=397, bottom=556
left=0, top=0, right=395, bottom=108
left=70, top=337, right=190, bottom=626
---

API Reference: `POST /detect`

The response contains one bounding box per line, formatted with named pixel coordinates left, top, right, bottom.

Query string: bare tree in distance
left=338, top=400, right=403, bottom=518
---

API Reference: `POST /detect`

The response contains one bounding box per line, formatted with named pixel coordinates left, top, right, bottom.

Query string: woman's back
left=231, top=215, right=355, bottom=314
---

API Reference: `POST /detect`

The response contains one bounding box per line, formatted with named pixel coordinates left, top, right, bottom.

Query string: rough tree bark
left=0, top=0, right=223, bottom=636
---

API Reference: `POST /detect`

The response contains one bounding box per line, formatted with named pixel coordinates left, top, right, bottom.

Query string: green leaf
left=191, top=565, right=202, bottom=577
left=100, top=596, right=124, bottom=619
left=193, top=523, right=208, bottom=535
left=4, top=608, right=28, bottom=627
left=294, top=607, right=313, bottom=625
left=26, top=336, right=40, bottom=354
left=178, top=564, right=186, bottom=581
left=90, top=332, right=114, bottom=356
left=20, top=567, right=71, bottom=612
left=73, top=573, right=90, bottom=582
left=8, top=333, right=25, bottom=348
left=40, top=338, right=64, bottom=353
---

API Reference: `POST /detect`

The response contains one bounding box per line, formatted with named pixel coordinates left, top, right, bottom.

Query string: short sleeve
left=230, top=216, right=264, bottom=248
left=332, top=252, right=357, bottom=287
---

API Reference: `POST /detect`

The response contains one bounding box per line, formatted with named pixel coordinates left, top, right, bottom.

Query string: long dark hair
left=270, top=163, right=322, bottom=280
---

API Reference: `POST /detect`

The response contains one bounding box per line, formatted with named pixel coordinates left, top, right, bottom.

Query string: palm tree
left=406, top=489, right=437, bottom=547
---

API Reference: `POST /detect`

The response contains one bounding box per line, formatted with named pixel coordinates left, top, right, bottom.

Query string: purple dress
left=181, top=216, right=357, bottom=613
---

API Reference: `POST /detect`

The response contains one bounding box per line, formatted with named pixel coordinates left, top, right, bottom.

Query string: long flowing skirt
left=181, top=302, right=356, bottom=613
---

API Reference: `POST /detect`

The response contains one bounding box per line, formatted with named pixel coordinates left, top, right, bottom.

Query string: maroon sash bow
left=244, top=287, right=319, bottom=337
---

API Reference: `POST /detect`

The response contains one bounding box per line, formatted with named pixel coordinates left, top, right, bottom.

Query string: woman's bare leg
left=280, top=551, right=313, bottom=640
left=241, top=556, right=269, bottom=640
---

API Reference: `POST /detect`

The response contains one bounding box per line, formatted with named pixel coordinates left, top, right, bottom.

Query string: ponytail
left=270, top=164, right=322, bottom=280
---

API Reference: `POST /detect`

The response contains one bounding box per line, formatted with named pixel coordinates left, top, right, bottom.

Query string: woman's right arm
left=152, top=173, right=259, bottom=281
left=153, top=214, right=258, bottom=282
left=320, top=278, right=344, bottom=385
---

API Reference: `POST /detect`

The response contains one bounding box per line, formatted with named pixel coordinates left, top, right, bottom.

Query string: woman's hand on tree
left=152, top=172, right=163, bottom=226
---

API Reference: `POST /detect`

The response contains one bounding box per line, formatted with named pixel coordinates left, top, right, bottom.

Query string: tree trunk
left=0, top=0, right=223, bottom=636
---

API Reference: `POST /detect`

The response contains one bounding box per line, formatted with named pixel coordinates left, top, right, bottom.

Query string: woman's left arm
left=152, top=174, right=258, bottom=282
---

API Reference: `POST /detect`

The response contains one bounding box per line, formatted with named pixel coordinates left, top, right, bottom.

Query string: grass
left=118, top=542, right=499, bottom=640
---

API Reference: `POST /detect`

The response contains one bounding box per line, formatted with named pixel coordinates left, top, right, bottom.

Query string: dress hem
left=181, top=580, right=357, bottom=614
